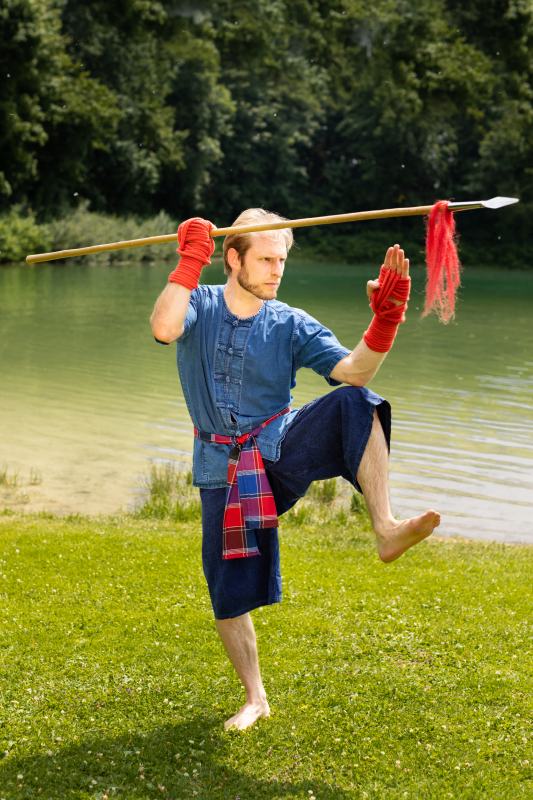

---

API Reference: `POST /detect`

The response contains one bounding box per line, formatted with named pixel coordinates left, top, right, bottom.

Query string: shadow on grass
left=2, top=717, right=351, bottom=799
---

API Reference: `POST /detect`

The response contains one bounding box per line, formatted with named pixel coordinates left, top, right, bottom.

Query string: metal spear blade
left=481, top=196, right=519, bottom=209
left=448, top=196, right=519, bottom=211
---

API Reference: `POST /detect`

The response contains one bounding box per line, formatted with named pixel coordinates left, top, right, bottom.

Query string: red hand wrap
left=363, top=266, right=411, bottom=353
left=168, top=217, right=215, bottom=290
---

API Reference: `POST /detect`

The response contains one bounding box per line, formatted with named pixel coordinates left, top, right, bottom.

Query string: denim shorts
left=200, top=385, right=391, bottom=619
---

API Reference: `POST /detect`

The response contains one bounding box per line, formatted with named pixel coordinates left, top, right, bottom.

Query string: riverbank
left=0, top=504, right=531, bottom=799
left=1, top=204, right=529, bottom=269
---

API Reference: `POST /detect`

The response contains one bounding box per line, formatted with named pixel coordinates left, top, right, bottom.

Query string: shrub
left=0, top=207, right=51, bottom=263
left=47, top=201, right=176, bottom=265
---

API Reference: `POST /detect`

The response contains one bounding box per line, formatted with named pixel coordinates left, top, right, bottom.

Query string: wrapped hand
left=168, top=217, right=216, bottom=290
left=364, top=244, right=411, bottom=352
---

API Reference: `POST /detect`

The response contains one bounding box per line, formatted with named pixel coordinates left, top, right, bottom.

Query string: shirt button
left=232, top=320, right=238, bottom=327
left=226, top=376, right=230, bottom=383
left=228, top=347, right=233, bottom=354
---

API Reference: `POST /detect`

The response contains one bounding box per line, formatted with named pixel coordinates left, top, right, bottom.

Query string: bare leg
left=357, top=410, right=440, bottom=561
left=215, top=612, right=270, bottom=731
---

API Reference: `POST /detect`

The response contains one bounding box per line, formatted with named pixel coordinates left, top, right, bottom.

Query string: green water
left=1, top=256, right=532, bottom=543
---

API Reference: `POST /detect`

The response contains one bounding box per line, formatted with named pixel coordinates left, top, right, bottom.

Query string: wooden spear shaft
left=25, top=197, right=518, bottom=264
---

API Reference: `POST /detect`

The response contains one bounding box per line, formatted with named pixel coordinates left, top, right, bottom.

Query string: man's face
left=233, top=233, right=288, bottom=301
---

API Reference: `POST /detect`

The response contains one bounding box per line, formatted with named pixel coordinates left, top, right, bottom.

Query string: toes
left=224, top=703, right=269, bottom=731
left=427, top=509, right=441, bottom=528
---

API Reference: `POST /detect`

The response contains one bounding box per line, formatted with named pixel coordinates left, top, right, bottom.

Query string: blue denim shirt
left=175, top=284, right=350, bottom=488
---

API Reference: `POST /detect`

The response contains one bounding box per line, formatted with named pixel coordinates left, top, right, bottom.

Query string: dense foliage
left=1, top=0, right=531, bottom=246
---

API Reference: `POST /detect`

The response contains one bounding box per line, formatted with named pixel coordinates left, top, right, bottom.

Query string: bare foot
left=224, top=699, right=271, bottom=731
left=376, top=510, right=441, bottom=562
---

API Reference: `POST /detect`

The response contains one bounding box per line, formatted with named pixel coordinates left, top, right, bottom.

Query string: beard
left=236, top=264, right=278, bottom=300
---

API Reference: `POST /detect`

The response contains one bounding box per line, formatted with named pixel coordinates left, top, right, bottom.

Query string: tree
left=61, top=0, right=234, bottom=216
left=0, top=0, right=118, bottom=213
left=307, top=0, right=495, bottom=210
left=206, top=0, right=329, bottom=222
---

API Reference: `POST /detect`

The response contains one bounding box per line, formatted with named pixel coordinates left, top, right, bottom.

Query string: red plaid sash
left=194, top=408, right=290, bottom=559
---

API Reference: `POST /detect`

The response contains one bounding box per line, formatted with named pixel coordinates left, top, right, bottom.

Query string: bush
left=0, top=206, right=51, bottom=263
left=47, top=201, right=176, bottom=265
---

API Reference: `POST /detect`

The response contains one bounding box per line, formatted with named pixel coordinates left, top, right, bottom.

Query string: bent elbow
left=150, top=321, right=182, bottom=344
left=346, top=372, right=371, bottom=388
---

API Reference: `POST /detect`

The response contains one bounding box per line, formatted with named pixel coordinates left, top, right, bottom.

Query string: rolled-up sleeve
left=293, top=311, right=350, bottom=386
left=176, top=288, right=200, bottom=342
left=154, top=289, right=200, bottom=345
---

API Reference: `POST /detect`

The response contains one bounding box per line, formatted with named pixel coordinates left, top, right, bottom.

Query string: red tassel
left=424, top=200, right=461, bottom=323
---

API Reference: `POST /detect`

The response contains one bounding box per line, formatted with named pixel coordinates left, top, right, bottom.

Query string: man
left=150, top=209, right=440, bottom=731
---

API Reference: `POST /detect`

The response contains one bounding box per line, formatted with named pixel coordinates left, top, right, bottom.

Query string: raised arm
left=329, top=244, right=411, bottom=386
left=151, top=283, right=194, bottom=343
left=150, top=217, right=215, bottom=344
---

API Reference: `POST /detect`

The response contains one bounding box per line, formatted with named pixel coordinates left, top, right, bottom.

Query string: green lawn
left=0, top=511, right=531, bottom=799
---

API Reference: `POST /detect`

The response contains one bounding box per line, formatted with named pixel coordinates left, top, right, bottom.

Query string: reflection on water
left=0, top=255, right=532, bottom=543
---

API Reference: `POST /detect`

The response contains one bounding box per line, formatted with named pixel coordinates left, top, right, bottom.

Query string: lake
left=1, top=253, right=532, bottom=543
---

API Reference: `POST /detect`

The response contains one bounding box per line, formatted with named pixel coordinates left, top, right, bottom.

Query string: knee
left=216, top=611, right=251, bottom=626
left=335, top=385, right=369, bottom=411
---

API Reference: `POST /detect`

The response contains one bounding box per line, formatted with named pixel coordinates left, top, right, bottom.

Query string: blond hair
left=223, top=208, right=294, bottom=275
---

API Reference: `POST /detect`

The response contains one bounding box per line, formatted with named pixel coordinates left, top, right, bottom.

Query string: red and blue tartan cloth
left=194, top=408, right=290, bottom=559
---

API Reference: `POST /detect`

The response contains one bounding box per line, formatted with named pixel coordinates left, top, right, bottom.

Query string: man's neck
left=223, top=281, right=264, bottom=319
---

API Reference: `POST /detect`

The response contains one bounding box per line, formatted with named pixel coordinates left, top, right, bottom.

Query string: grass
left=136, top=465, right=370, bottom=530
left=0, top=466, right=19, bottom=488
left=0, top=467, right=40, bottom=510
left=136, top=464, right=201, bottom=523
left=0, top=489, right=531, bottom=799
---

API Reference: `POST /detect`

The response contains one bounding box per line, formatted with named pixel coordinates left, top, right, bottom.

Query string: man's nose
left=272, top=260, right=284, bottom=276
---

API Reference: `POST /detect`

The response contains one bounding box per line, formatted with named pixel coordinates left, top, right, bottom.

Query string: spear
left=25, top=196, right=518, bottom=264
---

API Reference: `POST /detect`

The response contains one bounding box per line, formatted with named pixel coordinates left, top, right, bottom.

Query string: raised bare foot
left=376, top=510, right=441, bottom=562
left=224, top=699, right=271, bottom=731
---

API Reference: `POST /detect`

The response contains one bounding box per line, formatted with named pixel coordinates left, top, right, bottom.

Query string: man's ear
left=226, top=247, right=241, bottom=271
left=227, top=247, right=241, bottom=273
